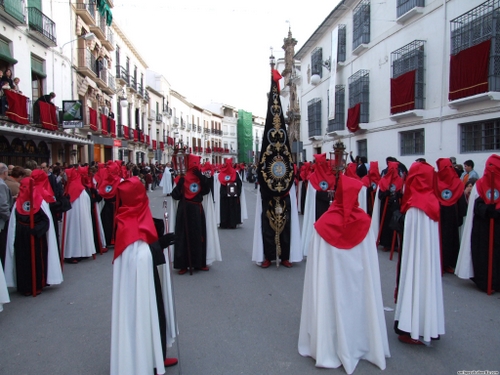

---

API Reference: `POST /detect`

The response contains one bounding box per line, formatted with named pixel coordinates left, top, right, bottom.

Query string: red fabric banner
left=4, top=90, right=29, bottom=125
left=146, top=134, right=150, bottom=146
left=39, top=101, right=58, bottom=130
left=167, top=136, right=174, bottom=146
left=133, top=129, right=138, bottom=142
left=100, top=114, right=108, bottom=135
left=449, top=39, right=491, bottom=101
left=152, top=140, right=157, bottom=150
left=346, top=103, right=361, bottom=133
left=391, top=69, right=416, bottom=114
left=160, top=141, right=164, bottom=151
left=110, top=118, right=116, bottom=138
left=89, top=107, right=98, bottom=131
left=123, top=125, right=129, bottom=139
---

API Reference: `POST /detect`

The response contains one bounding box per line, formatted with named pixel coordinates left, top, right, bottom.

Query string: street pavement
left=1, top=181, right=500, bottom=375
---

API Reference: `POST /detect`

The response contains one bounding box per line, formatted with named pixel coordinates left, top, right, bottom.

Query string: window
left=311, top=48, right=323, bottom=78
left=31, top=55, right=46, bottom=102
left=353, top=0, right=370, bottom=50
left=400, top=129, right=425, bottom=155
left=338, top=25, right=347, bottom=63
left=397, top=0, right=425, bottom=19
left=391, top=40, right=425, bottom=110
left=348, top=70, right=370, bottom=123
left=357, top=139, right=367, bottom=158
left=450, top=0, right=500, bottom=91
left=327, top=85, right=345, bottom=132
left=307, top=98, right=322, bottom=137
left=461, top=119, right=500, bottom=152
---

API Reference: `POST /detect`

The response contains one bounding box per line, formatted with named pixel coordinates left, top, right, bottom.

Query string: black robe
left=378, top=190, right=402, bottom=249
left=471, top=197, right=500, bottom=292
left=14, top=209, right=50, bottom=295
left=172, top=175, right=210, bottom=270
left=315, top=190, right=331, bottom=221
left=261, top=192, right=291, bottom=262
left=440, top=195, right=467, bottom=270
left=219, top=174, right=242, bottom=229
left=101, top=197, right=116, bottom=246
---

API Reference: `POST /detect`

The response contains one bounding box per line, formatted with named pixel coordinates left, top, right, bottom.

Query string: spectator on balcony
left=12, top=78, right=21, bottom=94
left=0, top=69, right=14, bottom=89
left=33, top=92, right=56, bottom=124
left=95, top=56, right=104, bottom=78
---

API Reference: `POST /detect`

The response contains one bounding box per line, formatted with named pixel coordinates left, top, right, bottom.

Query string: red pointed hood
left=401, top=162, right=440, bottom=221
left=314, top=174, right=371, bottom=249
left=218, top=157, right=237, bottom=185
left=98, top=167, right=122, bottom=199
left=362, top=161, right=380, bottom=189
left=345, top=162, right=360, bottom=180
left=65, top=168, right=86, bottom=203
left=379, top=161, right=404, bottom=192
left=183, top=154, right=203, bottom=200
left=113, top=177, right=158, bottom=261
left=435, top=158, right=464, bottom=206
left=16, top=177, right=44, bottom=215
left=309, top=153, right=336, bottom=192
left=476, top=154, right=500, bottom=209
left=31, top=169, right=56, bottom=203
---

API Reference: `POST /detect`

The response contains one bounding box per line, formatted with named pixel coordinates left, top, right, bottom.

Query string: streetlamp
left=328, top=140, right=348, bottom=202
left=60, top=32, right=96, bottom=52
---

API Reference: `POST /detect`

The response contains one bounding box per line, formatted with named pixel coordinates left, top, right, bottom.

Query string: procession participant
left=345, top=161, right=368, bottom=212
left=362, top=161, right=381, bottom=216
left=98, top=167, right=121, bottom=247
left=171, top=154, right=211, bottom=275
left=252, top=67, right=301, bottom=268
left=4, top=177, right=62, bottom=296
left=214, top=158, right=247, bottom=229
left=110, top=177, right=177, bottom=375
left=61, top=168, right=95, bottom=263
left=298, top=174, right=390, bottom=373
left=298, top=161, right=311, bottom=215
left=300, top=153, right=336, bottom=257
left=371, top=161, right=404, bottom=251
left=201, top=160, right=215, bottom=200
left=0, top=163, right=13, bottom=269
left=456, top=154, right=500, bottom=293
left=159, top=162, right=173, bottom=196
left=435, top=158, right=467, bottom=273
left=394, top=161, right=444, bottom=345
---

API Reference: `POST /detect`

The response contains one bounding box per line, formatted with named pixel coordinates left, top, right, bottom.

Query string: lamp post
left=328, top=140, right=348, bottom=203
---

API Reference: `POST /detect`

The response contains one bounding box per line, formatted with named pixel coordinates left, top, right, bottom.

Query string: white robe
left=213, top=175, right=248, bottom=226
left=159, top=169, right=172, bottom=195
left=251, top=184, right=302, bottom=263
left=62, top=190, right=96, bottom=259
left=394, top=207, right=445, bottom=342
left=4, top=200, right=63, bottom=288
left=301, top=183, right=368, bottom=257
left=298, top=228, right=390, bottom=374
left=110, top=240, right=165, bottom=375
left=0, top=258, right=10, bottom=312
left=455, top=184, right=479, bottom=279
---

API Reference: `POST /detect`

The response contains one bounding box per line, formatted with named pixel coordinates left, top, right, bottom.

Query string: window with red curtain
left=89, top=107, right=98, bottom=131
left=153, top=140, right=157, bottom=150
left=346, top=103, right=361, bottom=133
left=123, top=125, right=129, bottom=139
left=110, top=118, right=116, bottom=138
left=100, top=114, right=109, bottom=135
left=133, top=129, right=138, bottom=142
left=391, top=69, right=416, bottom=114
left=160, top=141, right=165, bottom=151
left=449, top=39, right=491, bottom=101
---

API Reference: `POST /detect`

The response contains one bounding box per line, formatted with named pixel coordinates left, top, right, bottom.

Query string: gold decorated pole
left=266, top=197, right=287, bottom=268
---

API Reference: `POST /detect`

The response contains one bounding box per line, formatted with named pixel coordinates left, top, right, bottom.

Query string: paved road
left=1, top=181, right=500, bottom=375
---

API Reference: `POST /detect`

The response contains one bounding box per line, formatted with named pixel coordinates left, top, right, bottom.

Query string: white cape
left=394, top=207, right=445, bottom=342
left=213, top=175, right=248, bottom=226
left=159, top=169, right=172, bottom=195
left=110, top=240, right=165, bottom=375
left=62, top=190, right=96, bottom=259
left=298, top=228, right=390, bottom=374
left=455, top=184, right=478, bottom=279
left=251, top=184, right=302, bottom=263
left=5, top=200, right=63, bottom=288
left=0, top=257, right=9, bottom=312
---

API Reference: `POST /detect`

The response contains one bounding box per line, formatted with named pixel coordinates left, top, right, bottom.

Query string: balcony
left=0, top=0, right=26, bottom=26
left=96, top=68, right=115, bottom=95
left=137, top=84, right=143, bottom=98
left=76, top=48, right=97, bottom=79
left=102, top=27, right=114, bottom=51
left=116, top=65, right=129, bottom=85
left=129, top=76, right=137, bottom=92
left=156, top=114, right=162, bottom=123
left=74, top=0, right=95, bottom=26
left=89, top=13, right=106, bottom=40
left=186, top=123, right=192, bottom=131
left=197, top=125, right=202, bottom=133
left=173, top=117, right=179, bottom=127
left=26, top=7, right=56, bottom=47
left=144, top=90, right=150, bottom=103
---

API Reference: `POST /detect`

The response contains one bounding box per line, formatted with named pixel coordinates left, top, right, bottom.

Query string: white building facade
left=295, top=0, right=499, bottom=175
